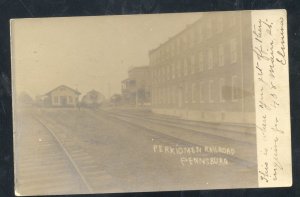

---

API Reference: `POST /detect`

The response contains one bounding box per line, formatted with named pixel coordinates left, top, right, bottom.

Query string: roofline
left=44, top=85, right=81, bottom=95
left=128, top=65, right=149, bottom=72
left=149, top=16, right=203, bottom=55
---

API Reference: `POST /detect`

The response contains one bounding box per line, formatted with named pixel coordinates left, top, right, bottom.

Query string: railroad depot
left=148, top=11, right=255, bottom=124
left=42, top=85, right=81, bottom=107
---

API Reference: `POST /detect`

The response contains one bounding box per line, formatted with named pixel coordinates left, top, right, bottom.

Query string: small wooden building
left=44, top=85, right=81, bottom=107
left=81, top=90, right=105, bottom=107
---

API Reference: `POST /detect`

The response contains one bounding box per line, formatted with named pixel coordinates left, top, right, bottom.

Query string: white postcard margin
left=252, top=9, right=292, bottom=187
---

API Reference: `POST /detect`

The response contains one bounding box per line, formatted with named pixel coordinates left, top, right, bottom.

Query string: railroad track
left=98, top=109, right=256, bottom=146
left=16, top=113, right=117, bottom=195
left=88, top=109, right=257, bottom=168
left=119, top=110, right=256, bottom=135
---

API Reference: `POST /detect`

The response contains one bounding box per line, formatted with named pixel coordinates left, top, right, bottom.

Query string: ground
left=14, top=107, right=258, bottom=195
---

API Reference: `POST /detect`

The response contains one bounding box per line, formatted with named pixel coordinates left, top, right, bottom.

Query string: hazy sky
left=11, top=13, right=201, bottom=99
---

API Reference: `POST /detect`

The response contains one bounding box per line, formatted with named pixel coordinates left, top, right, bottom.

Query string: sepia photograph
left=11, top=9, right=291, bottom=195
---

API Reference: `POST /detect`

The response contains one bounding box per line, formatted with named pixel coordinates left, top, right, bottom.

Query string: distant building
left=81, top=90, right=105, bottom=107
left=121, top=66, right=151, bottom=106
left=44, top=85, right=81, bottom=107
left=149, top=11, right=254, bottom=124
left=17, top=92, right=34, bottom=106
left=110, top=94, right=122, bottom=106
left=35, top=95, right=48, bottom=107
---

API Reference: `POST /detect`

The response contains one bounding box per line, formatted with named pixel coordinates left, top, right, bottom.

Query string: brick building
left=149, top=11, right=254, bottom=124
left=121, top=66, right=151, bottom=106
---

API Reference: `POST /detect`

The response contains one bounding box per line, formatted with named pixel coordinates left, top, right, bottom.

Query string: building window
left=172, top=64, right=176, bottom=79
left=180, top=63, right=184, bottom=77
left=218, top=44, right=224, bottom=66
left=176, top=39, right=180, bottom=54
left=198, top=51, right=203, bottom=72
left=169, top=87, right=172, bottom=104
left=191, top=55, right=195, bottom=74
left=229, top=13, right=236, bottom=27
left=172, top=86, right=176, bottom=104
left=181, top=36, right=186, bottom=49
left=187, top=57, right=191, bottom=74
left=209, top=80, right=214, bottom=103
left=216, top=15, right=223, bottom=33
left=219, top=78, right=225, bottom=102
left=161, top=88, right=164, bottom=104
left=165, top=66, right=169, bottom=80
left=172, top=65, right=175, bottom=79
left=152, top=89, right=155, bottom=105
left=232, top=76, right=240, bottom=101
left=166, top=87, right=169, bottom=104
left=166, top=45, right=170, bottom=58
left=184, top=82, right=188, bottom=103
left=199, top=82, right=204, bottom=103
left=54, top=96, right=58, bottom=104
left=159, top=88, right=163, bottom=104
left=230, top=38, right=237, bottom=63
left=206, top=20, right=212, bottom=38
left=151, top=70, right=154, bottom=81
left=165, top=88, right=168, bottom=105
left=172, top=43, right=175, bottom=57
left=184, top=59, right=188, bottom=76
left=165, top=87, right=170, bottom=104
left=156, top=88, right=159, bottom=105
left=155, top=88, right=158, bottom=105
left=157, top=88, right=159, bottom=104
left=170, top=86, right=174, bottom=104
left=190, top=30, right=194, bottom=47
left=163, top=87, right=166, bottom=105
left=176, top=62, right=180, bottom=78
left=186, top=32, right=191, bottom=48
left=208, top=48, right=213, bottom=70
left=197, top=25, right=202, bottom=43
left=159, top=88, right=162, bottom=104
left=69, top=96, right=73, bottom=104
left=165, top=87, right=168, bottom=104
left=157, top=89, right=160, bottom=105
left=192, top=83, right=197, bottom=103
left=188, top=83, right=192, bottom=103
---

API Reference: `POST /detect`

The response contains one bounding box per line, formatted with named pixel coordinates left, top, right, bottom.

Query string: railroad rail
left=16, top=113, right=117, bottom=195
left=34, top=116, right=93, bottom=193
left=88, top=109, right=257, bottom=168
left=15, top=115, right=92, bottom=195
left=111, top=109, right=255, bottom=134
left=98, top=109, right=256, bottom=146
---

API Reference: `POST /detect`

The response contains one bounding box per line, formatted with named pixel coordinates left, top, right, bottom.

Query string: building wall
left=149, top=11, right=254, bottom=124
left=122, top=66, right=151, bottom=105
left=50, top=87, right=79, bottom=107
left=128, top=67, right=151, bottom=91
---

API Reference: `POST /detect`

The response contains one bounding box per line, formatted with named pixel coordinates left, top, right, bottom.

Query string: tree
left=18, top=92, right=33, bottom=106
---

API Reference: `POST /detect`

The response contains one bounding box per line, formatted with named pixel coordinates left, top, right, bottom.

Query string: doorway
left=178, top=88, right=183, bottom=108
left=60, top=96, right=67, bottom=106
